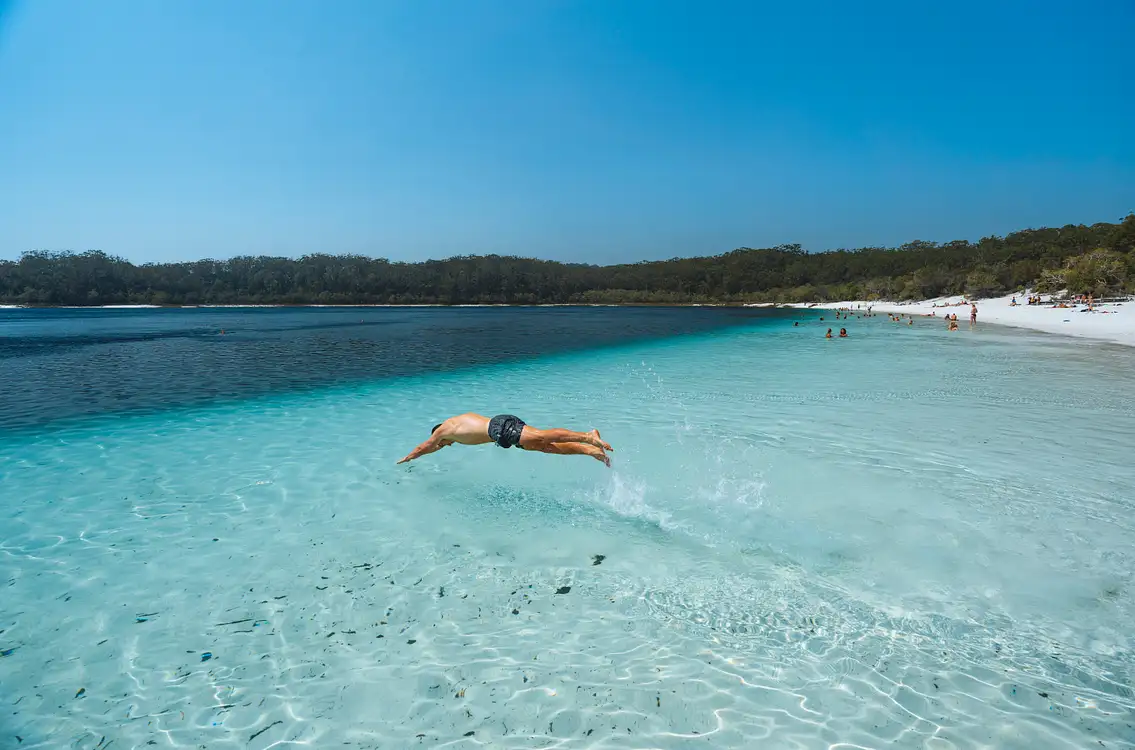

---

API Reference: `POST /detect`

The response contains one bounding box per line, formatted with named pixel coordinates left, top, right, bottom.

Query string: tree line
left=2, top=215, right=1132, bottom=306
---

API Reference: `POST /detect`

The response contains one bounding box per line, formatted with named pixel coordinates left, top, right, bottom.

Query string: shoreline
left=3, top=296, right=1132, bottom=348
left=0, top=302, right=772, bottom=309
left=788, top=292, right=1133, bottom=347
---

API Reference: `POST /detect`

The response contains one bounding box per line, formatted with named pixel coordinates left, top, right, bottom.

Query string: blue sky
left=0, top=0, right=1132, bottom=264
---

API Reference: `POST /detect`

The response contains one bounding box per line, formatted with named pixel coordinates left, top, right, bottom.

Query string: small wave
left=589, top=472, right=682, bottom=533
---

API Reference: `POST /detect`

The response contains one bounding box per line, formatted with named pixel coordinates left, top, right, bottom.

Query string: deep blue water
left=0, top=306, right=781, bottom=430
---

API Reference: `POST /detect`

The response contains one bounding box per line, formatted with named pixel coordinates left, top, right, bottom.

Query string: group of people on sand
left=1014, top=293, right=1102, bottom=312
left=823, top=307, right=877, bottom=321
left=1071, top=293, right=1095, bottom=310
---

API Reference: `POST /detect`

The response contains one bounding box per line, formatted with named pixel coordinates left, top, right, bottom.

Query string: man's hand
left=396, top=445, right=424, bottom=465
left=396, top=439, right=443, bottom=465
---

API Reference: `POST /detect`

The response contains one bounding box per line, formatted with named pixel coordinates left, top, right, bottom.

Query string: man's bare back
left=396, top=412, right=612, bottom=466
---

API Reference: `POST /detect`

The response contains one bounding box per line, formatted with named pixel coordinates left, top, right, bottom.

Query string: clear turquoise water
left=2, top=310, right=1134, bottom=748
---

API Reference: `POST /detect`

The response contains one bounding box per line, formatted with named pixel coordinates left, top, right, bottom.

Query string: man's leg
left=531, top=441, right=610, bottom=466
left=520, top=427, right=612, bottom=451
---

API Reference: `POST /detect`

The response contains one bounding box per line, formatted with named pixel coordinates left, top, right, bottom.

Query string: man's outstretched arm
left=397, top=438, right=445, bottom=464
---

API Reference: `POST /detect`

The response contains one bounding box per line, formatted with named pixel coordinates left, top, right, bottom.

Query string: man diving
left=397, top=413, right=613, bottom=466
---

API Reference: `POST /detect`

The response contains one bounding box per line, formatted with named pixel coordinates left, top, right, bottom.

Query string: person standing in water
left=397, top=413, right=613, bottom=466
left=970, top=304, right=978, bottom=326
left=825, top=328, right=833, bottom=338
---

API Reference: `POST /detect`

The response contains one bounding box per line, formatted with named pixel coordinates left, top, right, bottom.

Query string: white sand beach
left=787, top=292, right=1134, bottom=347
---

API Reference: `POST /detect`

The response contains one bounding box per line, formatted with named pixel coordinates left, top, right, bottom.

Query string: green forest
left=2, top=215, right=1132, bottom=306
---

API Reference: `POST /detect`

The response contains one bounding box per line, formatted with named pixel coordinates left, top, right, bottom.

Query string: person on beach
left=397, top=413, right=613, bottom=466
left=970, top=304, right=978, bottom=325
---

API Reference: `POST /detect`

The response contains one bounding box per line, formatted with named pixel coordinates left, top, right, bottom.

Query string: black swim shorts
left=487, top=414, right=526, bottom=449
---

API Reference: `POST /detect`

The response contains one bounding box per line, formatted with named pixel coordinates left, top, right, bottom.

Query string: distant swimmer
left=825, top=328, right=833, bottom=339
left=397, top=413, right=613, bottom=466
left=839, top=328, right=848, bottom=337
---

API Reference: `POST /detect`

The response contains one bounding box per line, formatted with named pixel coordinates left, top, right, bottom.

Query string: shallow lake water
left=2, top=307, right=1133, bottom=748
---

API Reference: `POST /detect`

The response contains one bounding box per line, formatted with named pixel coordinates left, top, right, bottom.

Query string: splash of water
left=587, top=471, right=681, bottom=532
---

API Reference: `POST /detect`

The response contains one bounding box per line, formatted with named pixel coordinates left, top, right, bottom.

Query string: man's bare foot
left=594, top=449, right=611, bottom=467
left=589, top=429, right=613, bottom=452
